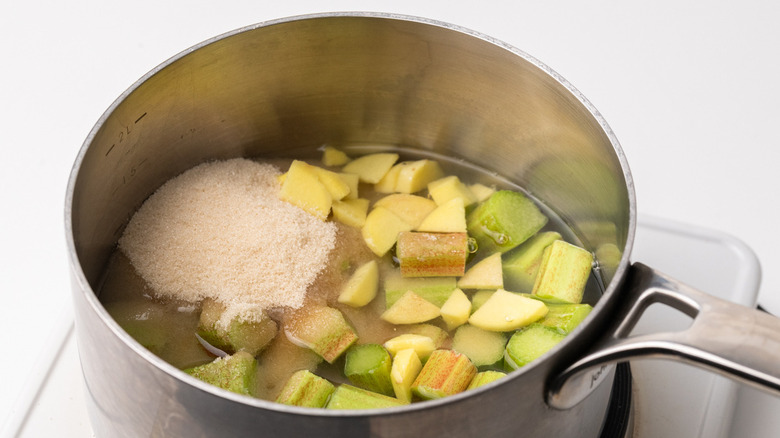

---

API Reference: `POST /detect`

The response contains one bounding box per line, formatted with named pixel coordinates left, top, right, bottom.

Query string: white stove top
left=8, top=216, right=780, bottom=437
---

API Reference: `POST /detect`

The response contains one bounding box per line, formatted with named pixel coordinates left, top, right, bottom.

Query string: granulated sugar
left=118, top=158, right=337, bottom=327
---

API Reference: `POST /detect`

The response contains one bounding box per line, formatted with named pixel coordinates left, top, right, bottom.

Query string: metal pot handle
left=547, top=262, right=780, bottom=409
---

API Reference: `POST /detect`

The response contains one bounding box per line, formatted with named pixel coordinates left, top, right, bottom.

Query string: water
left=98, top=146, right=605, bottom=402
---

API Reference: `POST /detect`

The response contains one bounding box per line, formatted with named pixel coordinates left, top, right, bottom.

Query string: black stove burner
left=599, top=363, right=633, bottom=438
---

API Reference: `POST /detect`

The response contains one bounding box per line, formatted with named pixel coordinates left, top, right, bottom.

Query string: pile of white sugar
left=118, top=158, right=337, bottom=326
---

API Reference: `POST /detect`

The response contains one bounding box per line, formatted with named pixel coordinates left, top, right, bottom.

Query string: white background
left=2, top=0, right=780, bottom=434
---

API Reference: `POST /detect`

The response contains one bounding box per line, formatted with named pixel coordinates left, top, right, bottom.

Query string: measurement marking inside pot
left=105, top=113, right=146, bottom=157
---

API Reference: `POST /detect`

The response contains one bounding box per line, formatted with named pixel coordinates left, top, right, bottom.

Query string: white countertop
left=2, top=0, right=780, bottom=435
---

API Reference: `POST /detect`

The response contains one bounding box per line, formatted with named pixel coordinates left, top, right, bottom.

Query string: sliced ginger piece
left=457, top=252, right=504, bottom=290
left=427, top=175, right=478, bottom=207
left=468, top=289, right=548, bottom=332
left=391, top=348, right=423, bottom=403
left=338, top=172, right=360, bottom=200
left=374, top=163, right=403, bottom=193
left=278, top=160, right=332, bottom=220
left=338, top=259, right=379, bottom=307
left=361, top=206, right=413, bottom=256
left=383, top=334, right=437, bottom=361
left=309, top=165, right=351, bottom=201
left=416, top=197, right=467, bottom=233
left=439, top=288, right=471, bottom=331
left=381, top=291, right=441, bottom=325
left=332, top=198, right=370, bottom=228
left=322, top=146, right=351, bottom=167
left=373, top=193, right=437, bottom=230
left=469, top=183, right=496, bottom=202
left=394, top=159, right=445, bottom=194
left=342, top=152, right=399, bottom=184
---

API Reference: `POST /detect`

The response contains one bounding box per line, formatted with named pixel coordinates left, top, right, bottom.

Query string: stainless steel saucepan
left=65, top=12, right=780, bottom=437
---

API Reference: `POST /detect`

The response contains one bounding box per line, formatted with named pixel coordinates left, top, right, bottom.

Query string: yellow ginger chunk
left=381, top=291, right=441, bottom=325
left=309, top=165, right=351, bottom=201
left=383, top=334, right=437, bottom=360
left=332, top=198, right=370, bottom=228
left=468, top=289, right=548, bottom=332
left=361, top=206, right=413, bottom=256
left=469, top=183, right=495, bottom=202
left=322, top=146, right=351, bottom=167
left=373, top=194, right=437, bottom=230
left=427, top=175, right=478, bottom=207
left=339, top=173, right=360, bottom=200
left=374, top=163, right=403, bottom=193
left=338, top=260, right=379, bottom=307
left=394, top=160, right=445, bottom=194
left=416, top=197, right=467, bottom=233
left=391, top=348, right=423, bottom=404
left=278, top=160, right=332, bottom=220
left=342, top=152, right=399, bottom=184
left=457, top=253, right=504, bottom=290
left=400, top=324, right=451, bottom=349
left=440, top=288, right=471, bottom=331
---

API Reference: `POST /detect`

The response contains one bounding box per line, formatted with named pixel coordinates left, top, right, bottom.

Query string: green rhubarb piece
left=184, top=351, right=258, bottom=396
left=284, top=306, right=358, bottom=363
left=396, top=231, right=469, bottom=277
left=384, top=272, right=457, bottom=308
left=532, top=240, right=594, bottom=304
left=411, top=349, right=477, bottom=400
left=197, top=299, right=278, bottom=356
left=452, top=325, right=508, bottom=368
left=466, top=190, right=548, bottom=254
left=467, top=370, right=507, bottom=390
left=344, top=344, right=394, bottom=396
left=275, top=369, right=335, bottom=408
left=326, top=384, right=405, bottom=409
left=502, top=231, right=562, bottom=292
left=539, top=303, right=593, bottom=334
left=504, top=323, right=566, bottom=370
